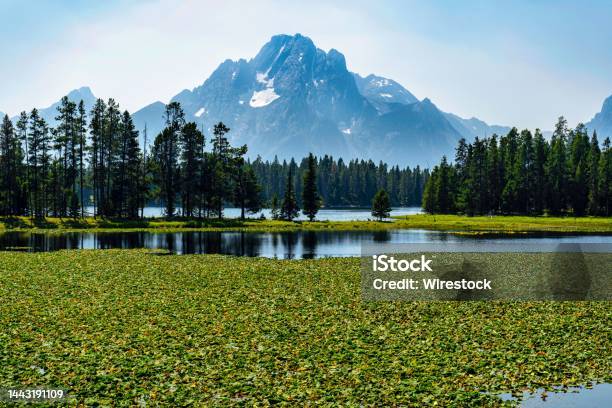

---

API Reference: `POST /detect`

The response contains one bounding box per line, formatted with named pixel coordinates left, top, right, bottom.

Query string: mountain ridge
left=586, top=94, right=612, bottom=139
left=21, top=34, right=604, bottom=166
left=131, top=33, right=509, bottom=165
left=10, top=86, right=97, bottom=127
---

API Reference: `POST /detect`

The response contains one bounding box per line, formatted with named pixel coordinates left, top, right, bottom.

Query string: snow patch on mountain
left=249, top=88, right=280, bottom=107
left=256, top=72, right=274, bottom=87
left=195, top=107, right=206, bottom=117
left=373, top=78, right=390, bottom=87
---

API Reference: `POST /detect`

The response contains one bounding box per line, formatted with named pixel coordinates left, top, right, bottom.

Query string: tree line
left=251, top=155, right=428, bottom=208
left=423, top=117, right=612, bottom=216
left=0, top=98, right=264, bottom=219
left=1, top=96, right=421, bottom=220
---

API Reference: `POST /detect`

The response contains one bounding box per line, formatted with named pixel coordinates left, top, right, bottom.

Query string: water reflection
left=0, top=230, right=610, bottom=259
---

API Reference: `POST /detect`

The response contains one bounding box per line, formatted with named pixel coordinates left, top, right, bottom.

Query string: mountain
left=131, top=101, right=166, bottom=143
left=10, top=87, right=97, bottom=127
left=353, top=73, right=418, bottom=112
left=444, top=113, right=511, bottom=139
left=15, top=34, right=511, bottom=166
left=0, top=111, right=5, bottom=120
left=40, top=87, right=97, bottom=126
left=133, top=33, right=510, bottom=166
left=586, top=94, right=612, bottom=140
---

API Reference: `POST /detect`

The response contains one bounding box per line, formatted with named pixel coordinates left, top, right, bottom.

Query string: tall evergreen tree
left=152, top=103, right=185, bottom=217
left=598, top=138, right=611, bottom=215
left=55, top=96, right=79, bottom=217
left=76, top=101, right=87, bottom=217
left=118, top=111, right=142, bottom=218
left=532, top=129, right=548, bottom=214
left=179, top=122, right=204, bottom=217
left=546, top=117, right=569, bottom=215
left=234, top=164, right=262, bottom=219
left=0, top=115, right=25, bottom=215
left=89, top=98, right=106, bottom=217
left=280, top=167, right=299, bottom=221
left=587, top=131, right=601, bottom=215
left=372, top=189, right=391, bottom=221
left=27, top=109, right=50, bottom=217
left=270, top=193, right=280, bottom=220
left=302, top=153, right=320, bottom=221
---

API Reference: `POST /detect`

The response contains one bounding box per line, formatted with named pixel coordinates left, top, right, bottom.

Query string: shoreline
left=0, top=214, right=610, bottom=234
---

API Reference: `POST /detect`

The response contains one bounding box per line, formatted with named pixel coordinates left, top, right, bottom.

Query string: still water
left=497, top=383, right=612, bottom=407
left=85, top=206, right=423, bottom=221
left=1, top=229, right=610, bottom=258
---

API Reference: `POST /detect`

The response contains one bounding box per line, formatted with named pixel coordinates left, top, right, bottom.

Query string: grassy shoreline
left=0, top=213, right=611, bottom=234
left=0, top=249, right=609, bottom=405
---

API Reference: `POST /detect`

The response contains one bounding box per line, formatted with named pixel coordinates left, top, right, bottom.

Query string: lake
left=85, top=206, right=423, bottom=221
left=1, top=229, right=610, bottom=258
left=497, top=383, right=612, bottom=407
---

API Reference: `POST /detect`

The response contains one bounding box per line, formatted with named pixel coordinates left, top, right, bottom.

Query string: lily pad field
left=0, top=250, right=610, bottom=406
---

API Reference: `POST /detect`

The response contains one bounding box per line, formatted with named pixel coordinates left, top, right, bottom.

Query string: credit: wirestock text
left=369, top=254, right=491, bottom=291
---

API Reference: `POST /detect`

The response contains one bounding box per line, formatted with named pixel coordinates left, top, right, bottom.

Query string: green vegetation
left=301, top=153, right=321, bottom=221
left=280, top=167, right=300, bottom=221
left=391, top=214, right=612, bottom=234
left=2, top=99, right=427, bottom=223
left=423, top=118, right=611, bottom=216
left=252, top=154, right=426, bottom=208
left=371, top=188, right=392, bottom=221
left=0, top=213, right=610, bottom=234
left=0, top=250, right=609, bottom=406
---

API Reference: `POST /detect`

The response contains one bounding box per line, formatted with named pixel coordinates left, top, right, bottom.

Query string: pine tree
left=598, top=138, right=611, bottom=215
left=270, top=194, right=280, bottom=220
left=153, top=127, right=180, bottom=217
left=16, top=112, right=30, bottom=214
left=76, top=101, right=87, bottom=217
left=421, top=166, right=438, bottom=214
left=568, top=124, right=590, bottom=216
left=280, top=167, right=299, bottom=221
left=546, top=117, right=569, bottom=215
left=587, top=131, right=601, bottom=215
left=302, top=153, right=320, bottom=221
left=371, top=189, right=391, bottom=221
left=151, top=103, right=185, bottom=217
left=210, top=122, right=247, bottom=219
left=179, top=122, right=204, bottom=217
left=234, top=164, right=262, bottom=219
left=435, top=156, right=454, bottom=213
left=103, top=99, right=121, bottom=216
left=54, top=96, right=79, bottom=217
left=532, top=129, right=548, bottom=214
left=500, top=128, right=520, bottom=213
left=0, top=115, right=25, bottom=215
left=89, top=98, right=106, bottom=217
left=515, top=129, right=534, bottom=214
left=119, top=111, right=142, bottom=218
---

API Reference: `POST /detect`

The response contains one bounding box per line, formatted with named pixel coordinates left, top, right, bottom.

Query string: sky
left=1, top=0, right=611, bottom=129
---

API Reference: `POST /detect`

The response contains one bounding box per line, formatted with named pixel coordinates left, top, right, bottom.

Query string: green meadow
left=0, top=250, right=609, bottom=406
left=0, top=213, right=611, bottom=234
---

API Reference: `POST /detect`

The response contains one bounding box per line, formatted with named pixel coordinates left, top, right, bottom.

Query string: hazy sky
left=1, top=0, right=611, bottom=129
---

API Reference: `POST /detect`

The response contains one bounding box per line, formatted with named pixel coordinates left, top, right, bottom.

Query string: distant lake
left=85, top=206, right=423, bottom=221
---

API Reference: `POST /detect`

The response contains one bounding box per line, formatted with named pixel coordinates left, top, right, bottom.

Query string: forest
left=251, top=156, right=427, bottom=208
left=423, top=117, right=612, bottom=216
left=0, top=97, right=427, bottom=220
left=3, top=95, right=610, bottom=220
